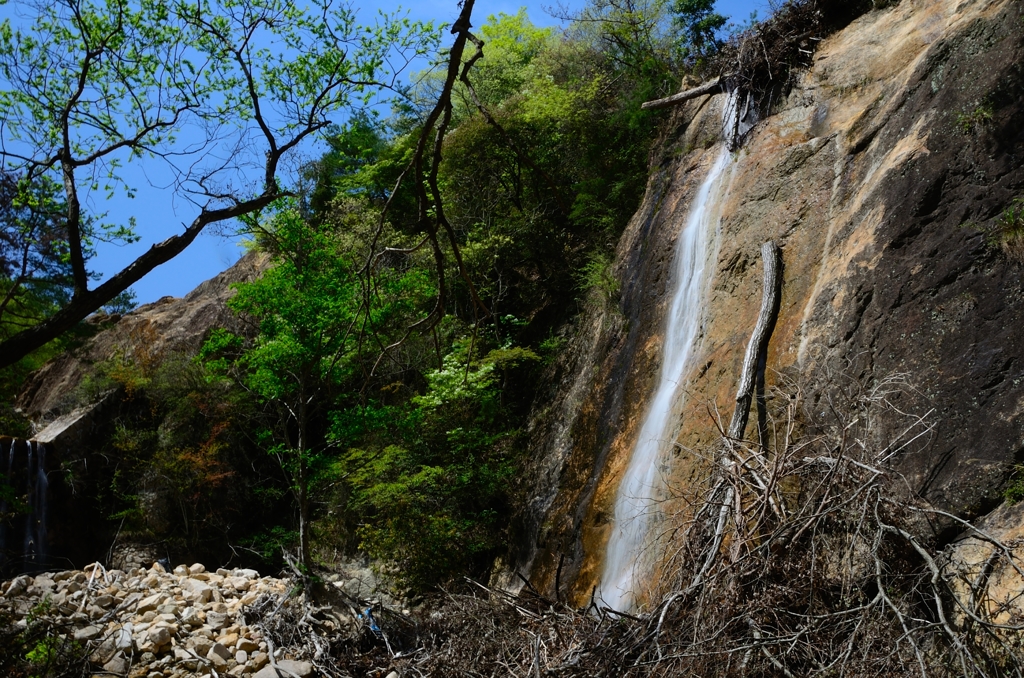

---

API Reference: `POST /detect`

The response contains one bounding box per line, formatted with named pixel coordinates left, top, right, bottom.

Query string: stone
left=250, top=652, right=269, bottom=671
left=385, top=673, right=400, bottom=678
left=189, top=563, right=206, bottom=575
left=179, top=607, right=202, bottom=626
left=206, top=646, right=229, bottom=669
left=209, top=642, right=232, bottom=661
left=228, top=666, right=247, bottom=677
left=90, top=638, right=119, bottom=665
left=74, top=625, right=103, bottom=641
left=217, top=632, right=239, bottom=648
left=189, top=637, right=214, bottom=657
left=104, top=656, right=129, bottom=674
left=137, top=593, right=164, bottom=613
left=206, top=611, right=230, bottom=630
left=94, top=594, right=115, bottom=608
left=173, top=565, right=189, bottom=576
left=236, top=638, right=259, bottom=653
left=277, top=659, right=313, bottom=677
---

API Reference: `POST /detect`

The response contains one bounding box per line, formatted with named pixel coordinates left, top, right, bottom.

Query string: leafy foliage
left=0, top=0, right=740, bottom=590
left=995, top=197, right=1024, bottom=263
left=672, top=0, right=727, bottom=67
left=0, top=0, right=439, bottom=368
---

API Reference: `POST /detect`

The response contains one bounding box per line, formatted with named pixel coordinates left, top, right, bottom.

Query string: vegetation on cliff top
left=0, top=0, right=734, bottom=586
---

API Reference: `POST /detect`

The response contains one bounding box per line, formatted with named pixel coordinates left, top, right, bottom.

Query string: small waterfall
left=598, top=92, right=746, bottom=611
left=0, top=438, right=51, bottom=571
left=0, top=441, right=12, bottom=562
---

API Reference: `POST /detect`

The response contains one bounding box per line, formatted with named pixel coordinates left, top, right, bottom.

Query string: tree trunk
left=728, top=241, right=781, bottom=440
left=297, top=394, right=311, bottom=571
left=640, top=76, right=728, bottom=111
left=0, top=193, right=279, bottom=370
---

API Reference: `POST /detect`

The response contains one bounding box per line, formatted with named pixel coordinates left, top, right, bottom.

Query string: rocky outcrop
left=524, top=0, right=1024, bottom=603
left=947, top=500, right=1024, bottom=626
left=16, top=251, right=267, bottom=422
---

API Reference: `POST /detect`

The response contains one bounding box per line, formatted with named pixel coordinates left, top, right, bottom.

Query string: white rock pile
left=1, top=561, right=316, bottom=678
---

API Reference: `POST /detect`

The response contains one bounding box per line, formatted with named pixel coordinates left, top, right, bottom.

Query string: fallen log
left=640, top=76, right=728, bottom=110
left=727, top=241, right=781, bottom=440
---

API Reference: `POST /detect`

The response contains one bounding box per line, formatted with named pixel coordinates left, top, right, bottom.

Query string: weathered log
left=728, top=241, right=781, bottom=440
left=640, top=76, right=727, bottom=111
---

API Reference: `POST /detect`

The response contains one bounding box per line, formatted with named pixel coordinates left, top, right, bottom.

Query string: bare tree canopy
left=0, top=0, right=438, bottom=369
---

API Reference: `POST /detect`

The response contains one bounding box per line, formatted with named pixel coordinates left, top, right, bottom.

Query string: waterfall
left=27, top=441, right=49, bottom=566
left=0, top=438, right=50, bottom=571
left=0, top=440, right=12, bottom=564
left=598, top=92, right=746, bottom=612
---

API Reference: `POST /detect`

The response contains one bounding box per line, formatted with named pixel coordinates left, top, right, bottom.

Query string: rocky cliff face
left=4, top=253, right=267, bottom=573
left=17, top=252, right=267, bottom=423
left=522, top=0, right=1024, bottom=603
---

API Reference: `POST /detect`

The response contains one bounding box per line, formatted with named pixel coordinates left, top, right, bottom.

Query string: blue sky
left=11, top=0, right=766, bottom=306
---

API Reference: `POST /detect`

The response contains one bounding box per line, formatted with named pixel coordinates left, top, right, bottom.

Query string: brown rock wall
left=523, top=0, right=1024, bottom=603
left=16, top=252, right=268, bottom=421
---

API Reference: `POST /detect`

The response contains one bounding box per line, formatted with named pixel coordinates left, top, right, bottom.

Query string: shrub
left=996, top=197, right=1024, bottom=263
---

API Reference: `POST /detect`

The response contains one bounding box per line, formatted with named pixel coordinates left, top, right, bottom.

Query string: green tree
left=672, top=0, right=727, bottom=66
left=204, top=201, right=434, bottom=569
left=206, top=206, right=359, bottom=569
left=0, top=0, right=438, bottom=368
left=339, top=343, right=539, bottom=589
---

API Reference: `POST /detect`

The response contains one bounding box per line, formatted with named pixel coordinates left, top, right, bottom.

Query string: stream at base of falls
left=597, top=91, right=747, bottom=612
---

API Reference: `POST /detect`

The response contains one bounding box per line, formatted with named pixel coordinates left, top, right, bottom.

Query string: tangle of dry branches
left=245, top=359, right=1024, bottom=677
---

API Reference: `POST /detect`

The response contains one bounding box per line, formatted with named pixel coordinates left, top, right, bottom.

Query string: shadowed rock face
left=16, top=252, right=267, bottom=422
left=521, top=0, right=1024, bottom=604
left=4, top=253, right=268, bottom=573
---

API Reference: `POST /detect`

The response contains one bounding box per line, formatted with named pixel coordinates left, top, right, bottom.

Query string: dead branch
left=640, top=76, right=727, bottom=111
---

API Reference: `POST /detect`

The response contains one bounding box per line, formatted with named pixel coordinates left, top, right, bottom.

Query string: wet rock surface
left=523, top=0, right=1024, bottom=603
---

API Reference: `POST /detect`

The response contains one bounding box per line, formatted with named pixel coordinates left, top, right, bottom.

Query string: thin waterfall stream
left=598, top=92, right=745, bottom=612
left=0, top=438, right=50, bottom=572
